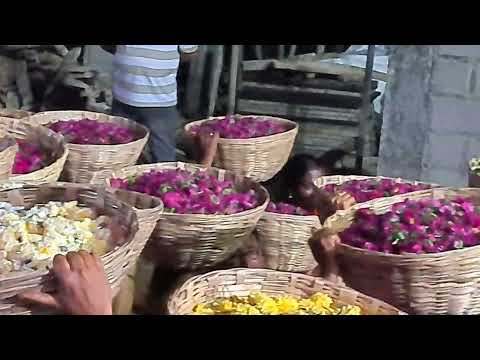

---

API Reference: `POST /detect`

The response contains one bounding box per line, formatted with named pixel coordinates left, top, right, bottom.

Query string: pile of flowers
left=12, top=140, right=47, bottom=174
left=0, top=201, right=111, bottom=274
left=340, top=197, right=480, bottom=254
left=110, top=169, right=260, bottom=215
left=266, top=201, right=313, bottom=216
left=189, top=115, right=287, bottom=139
left=469, top=157, right=480, bottom=176
left=193, top=291, right=362, bottom=315
left=49, top=119, right=135, bottom=145
left=323, top=178, right=431, bottom=203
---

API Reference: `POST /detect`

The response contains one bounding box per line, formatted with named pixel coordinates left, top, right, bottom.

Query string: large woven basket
left=27, top=110, right=149, bottom=183
left=0, top=136, right=18, bottom=180
left=92, top=161, right=270, bottom=271
left=185, top=115, right=298, bottom=182
left=167, top=268, right=405, bottom=315
left=323, top=187, right=480, bottom=315
left=315, top=175, right=437, bottom=209
left=0, top=109, right=33, bottom=121
left=0, top=119, right=68, bottom=183
left=0, top=182, right=159, bottom=315
left=256, top=212, right=321, bottom=273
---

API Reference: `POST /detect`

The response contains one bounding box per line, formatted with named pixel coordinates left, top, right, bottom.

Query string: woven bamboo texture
left=0, top=136, right=17, bottom=181
left=27, top=110, right=149, bottom=183
left=315, top=175, right=437, bottom=209
left=323, top=187, right=480, bottom=315
left=0, top=109, right=33, bottom=121
left=167, top=268, right=405, bottom=315
left=0, top=182, right=158, bottom=315
left=184, top=115, right=298, bottom=182
left=256, top=212, right=321, bottom=273
left=93, top=161, right=270, bottom=271
left=0, top=118, right=68, bottom=183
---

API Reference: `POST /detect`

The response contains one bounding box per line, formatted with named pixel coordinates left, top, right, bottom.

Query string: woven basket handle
left=309, top=228, right=344, bottom=285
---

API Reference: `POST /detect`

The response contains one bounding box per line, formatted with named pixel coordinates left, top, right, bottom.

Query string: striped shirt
left=113, top=45, right=198, bottom=108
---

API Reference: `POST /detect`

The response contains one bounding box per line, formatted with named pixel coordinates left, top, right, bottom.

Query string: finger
left=52, top=254, right=71, bottom=278
left=78, top=250, right=97, bottom=269
left=66, top=252, right=86, bottom=271
left=17, top=290, right=61, bottom=310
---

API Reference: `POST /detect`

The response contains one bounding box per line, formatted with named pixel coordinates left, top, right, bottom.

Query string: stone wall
left=378, top=45, right=480, bottom=186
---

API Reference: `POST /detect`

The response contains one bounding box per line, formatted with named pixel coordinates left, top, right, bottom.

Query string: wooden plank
left=207, top=45, right=224, bottom=117
left=241, top=81, right=362, bottom=98
left=227, top=45, right=241, bottom=115
left=237, top=99, right=361, bottom=123
left=243, top=54, right=388, bottom=82
left=238, top=82, right=380, bottom=109
left=184, top=45, right=207, bottom=117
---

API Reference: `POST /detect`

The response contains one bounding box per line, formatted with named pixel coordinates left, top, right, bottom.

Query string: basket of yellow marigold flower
left=167, top=268, right=406, bottom=315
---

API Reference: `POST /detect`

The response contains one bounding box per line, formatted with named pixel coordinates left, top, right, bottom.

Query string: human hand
left=197, top=131, right=219, bottom=167
left=18, top=251, right=112, bottom=315
left=308, top=229, right=344, bottom=284
left=332, top=191, right=356, bottom=211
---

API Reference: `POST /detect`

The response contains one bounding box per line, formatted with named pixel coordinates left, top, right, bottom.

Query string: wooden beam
left=227, top=45, right=241, bottom=115
left=207, top=45, right=224, bottom=117
left=237, top=99, right=361, bottom=123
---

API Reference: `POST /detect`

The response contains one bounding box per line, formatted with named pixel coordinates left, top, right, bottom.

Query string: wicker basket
left=167, top=268, right=405, bottom=315
left=184, top=115, right=298, bottom=182
left=27, top=110, right=149, bottom=183
left=0, top=182, right=159, bottom=315
left=256, top=212, right=321, bottom=273
left=323, top=187, right=480, bottom=315
left=0, top=136, right=18, bottom=180
left=93, top=161, right=270, bottom=271
left=0, top=109, right=33, bottom=121
left=0, top=118, right=68, bottom=183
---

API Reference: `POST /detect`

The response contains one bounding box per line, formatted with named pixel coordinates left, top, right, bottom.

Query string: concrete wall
left=378, top=45, right=480, bottom=186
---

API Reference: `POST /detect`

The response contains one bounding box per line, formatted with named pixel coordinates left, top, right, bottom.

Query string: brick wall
left=378, top=45, right=480, bottom=186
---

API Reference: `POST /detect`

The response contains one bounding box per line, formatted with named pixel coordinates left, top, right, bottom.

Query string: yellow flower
left=193, top=304, right=214, bottom=315
left=276, top=297, right=299, bottom=315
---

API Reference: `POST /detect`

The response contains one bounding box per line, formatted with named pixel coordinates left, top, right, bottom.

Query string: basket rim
left=184, top=115, right=298, bottom=144
left=27, top=110, right=150, bottom=148
left=261, top=210, right=320, bottom=222
left=105, top=161, right=270, bottom=220
left=3, top=122, right=69, bottom=179
left=167, top=267, right=407, bottom=315
left=0, top=182, right=140, bottom=282
left=329, top=187, right=480, bottom=260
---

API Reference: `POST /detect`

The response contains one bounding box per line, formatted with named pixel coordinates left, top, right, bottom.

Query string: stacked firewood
left=0, top=45, right=112, bottom=113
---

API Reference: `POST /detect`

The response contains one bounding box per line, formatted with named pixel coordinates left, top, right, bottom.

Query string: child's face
left=296, top=167, right=328, bottom=198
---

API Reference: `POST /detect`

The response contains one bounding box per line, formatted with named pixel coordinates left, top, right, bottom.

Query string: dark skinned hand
left=18, top=251, right=112, bottom=315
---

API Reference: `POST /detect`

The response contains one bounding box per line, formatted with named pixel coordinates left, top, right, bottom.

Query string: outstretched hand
left=197, top=131, right=219, bottom=167
left=18, top=251, right=112, bottom=315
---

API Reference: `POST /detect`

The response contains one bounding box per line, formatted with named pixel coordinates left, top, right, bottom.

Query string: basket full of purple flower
left=315, top=175, right=434, bottom=208
left=256, top=202, right=321, bottom=273
left=321, top=187, right=480, bottom=314
left=94, top=162, right=269, bottom=271
left=27, top=111, right=149, bottom=183
left=0, top=119, right=68, bottom=183
left=185, top=115, right=298, bottom=182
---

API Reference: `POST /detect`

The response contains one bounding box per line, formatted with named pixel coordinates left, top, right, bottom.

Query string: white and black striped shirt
left=113, top=45, right=198, bottom=108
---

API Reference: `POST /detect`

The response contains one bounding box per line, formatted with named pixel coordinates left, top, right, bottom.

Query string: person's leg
left=111, top=99, right=153, bottom=163
left=137, top=106, right=180, bottom=163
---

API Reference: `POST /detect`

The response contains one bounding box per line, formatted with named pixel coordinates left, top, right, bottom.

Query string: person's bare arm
left=18, top=251, right=112, bottom=315
left=100, top=45, right=116, bottom=54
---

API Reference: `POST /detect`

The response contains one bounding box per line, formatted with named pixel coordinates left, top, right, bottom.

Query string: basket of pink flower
left=0, top=136, right=18, bottom=180
left=27, top=110, right=149, bottom=183
left=185, top=115, right=298, bottom=182
left=92, top=162, right=269, bottom=271
left=315, top=175, right=435, bottom=209
left=322, top=187, right=480, bottom=315
left=0, top=119, right=68, bottom=183
left=256, top=202, right=321, bottom=273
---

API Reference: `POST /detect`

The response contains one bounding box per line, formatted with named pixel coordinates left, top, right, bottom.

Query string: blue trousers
left=112, top=99, right=180, bottom=163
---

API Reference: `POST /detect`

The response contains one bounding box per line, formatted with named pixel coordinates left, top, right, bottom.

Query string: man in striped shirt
left=102, top=45, right=198, bottom=162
